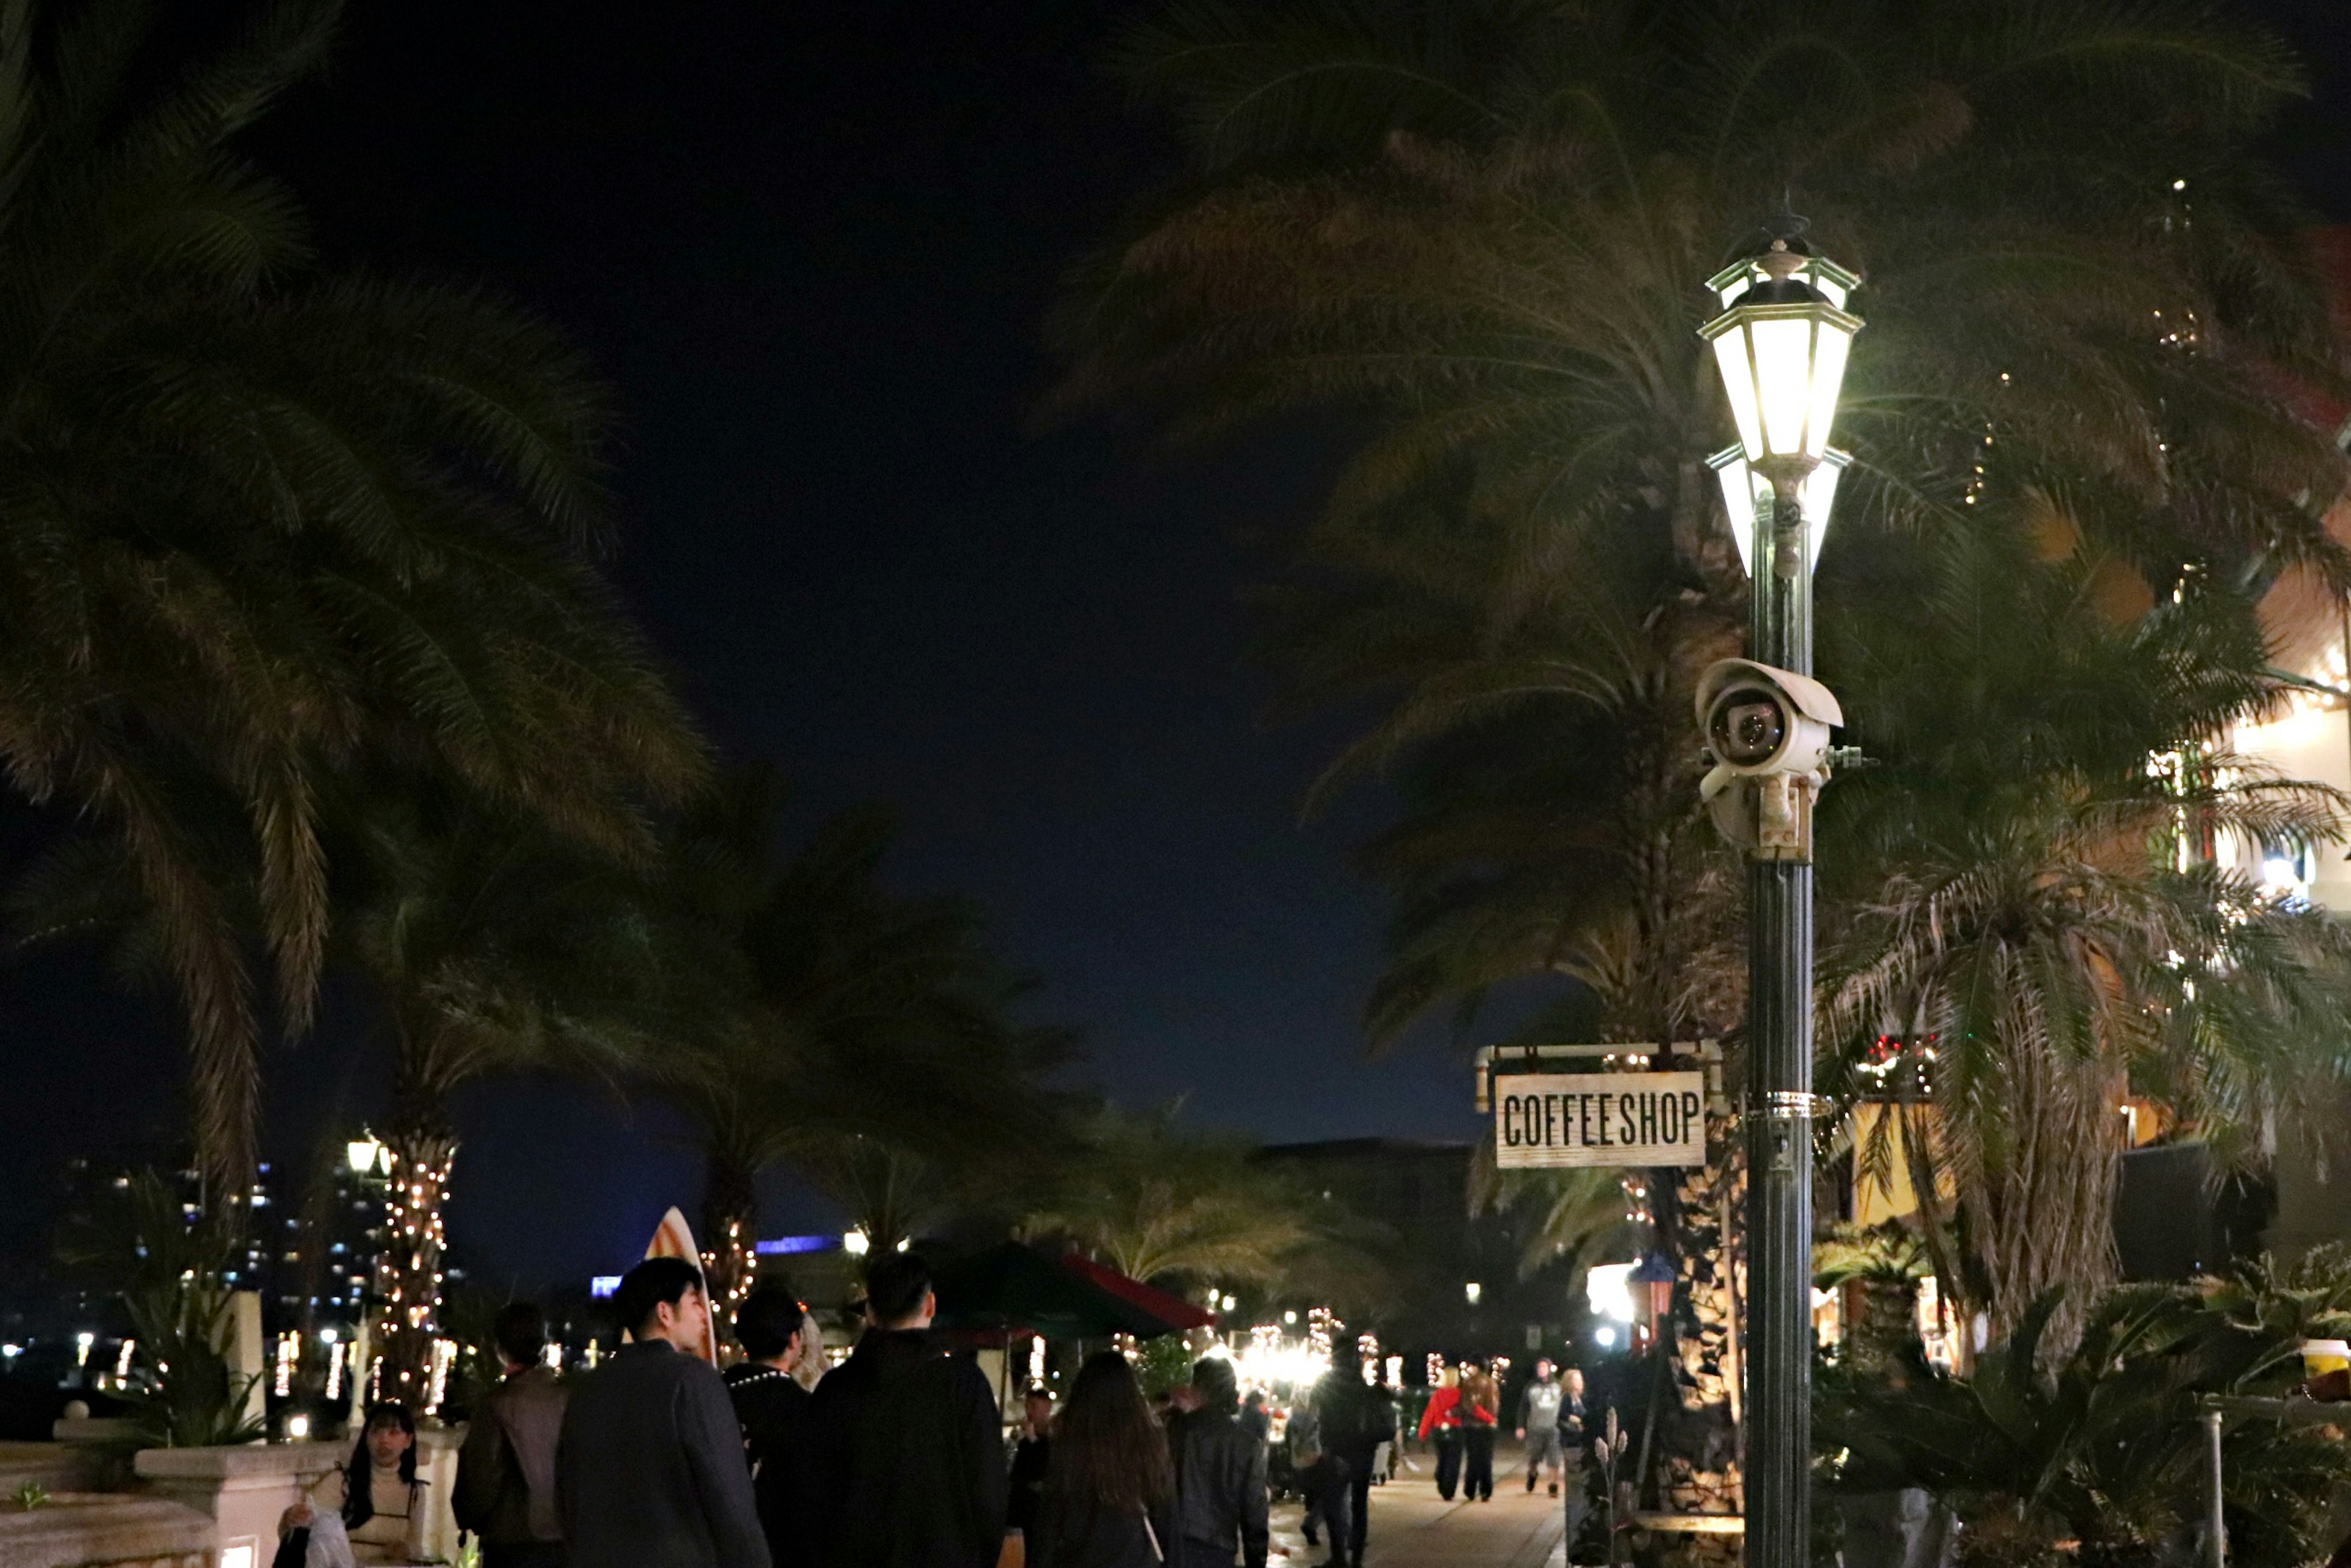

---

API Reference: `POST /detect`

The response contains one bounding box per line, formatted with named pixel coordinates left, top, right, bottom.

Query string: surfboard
left=642, top=1206, right=719, bottom=1363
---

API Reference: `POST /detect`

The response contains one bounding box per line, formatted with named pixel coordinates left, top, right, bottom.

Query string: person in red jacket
left=1415, top=1368, right=1466, bottom=1501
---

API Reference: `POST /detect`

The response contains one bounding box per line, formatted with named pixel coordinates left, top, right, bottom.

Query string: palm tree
left=1059, top=0, right=2351, bottom=1054
left=651, top=776, right=1076, bottom=1305
left=1814, top=1223, right=1933, bottom=1377
left=1022, top=1105, right=1315, bottom=1289
left=15, top=779, right=686, bottom=1402
left=0, top=0, right=705, bottom=1206
left=329, top=788, right=681, bottom=1403
left=1819, top=522, right=2351, bottom=1340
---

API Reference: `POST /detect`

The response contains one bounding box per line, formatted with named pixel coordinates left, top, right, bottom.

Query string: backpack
left=1286, top=1405, right=1323, bottom=1466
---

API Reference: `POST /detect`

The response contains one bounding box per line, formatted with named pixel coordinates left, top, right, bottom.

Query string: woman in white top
left=278, top=1402, right=429, bottom=1567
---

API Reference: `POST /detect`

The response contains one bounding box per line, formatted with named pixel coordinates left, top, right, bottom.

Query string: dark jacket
left=1315, top=1376, right=1393, bottom=1465
left=809, top=1327, right=1007, bottom=1568
left=1167, top=1405, right=1267, bottom=1568
left=1007, top=1435, right=1051, bottom=1533
left=726, top=1364, right=820, bottom=1568
left=557, top=1340, right=772, bottom=1568
left=1028, top=1493, right=1179, bottom=1568
left=455, top=1364, right=569, bottom=1545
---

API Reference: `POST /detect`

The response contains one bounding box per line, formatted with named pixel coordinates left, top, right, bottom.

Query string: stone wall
left=0, top=1494, right=212, bottom=1568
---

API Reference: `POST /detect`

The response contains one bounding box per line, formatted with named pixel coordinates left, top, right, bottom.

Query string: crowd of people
left=272, top=1254, right=1593, bottom=1568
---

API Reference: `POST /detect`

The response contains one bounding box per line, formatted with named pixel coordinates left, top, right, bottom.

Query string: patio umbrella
left=930, top=1241, right=1182, bottom=1341
left=1058, top=1252, right=1217, bottom=1331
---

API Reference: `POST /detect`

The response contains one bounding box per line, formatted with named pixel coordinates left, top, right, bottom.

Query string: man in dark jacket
left=725, top=1288, right=819, bottom=1568
left=1169, top=1356, right=1268, bottom=1568
left=454, top=1302, right=569, bottom=1567
left=1321, top=1363, right=1394, bottom=1568
left=557, top=1258, right=771, bottom=1568
left=809, top=1251, right=1007, bottom=1568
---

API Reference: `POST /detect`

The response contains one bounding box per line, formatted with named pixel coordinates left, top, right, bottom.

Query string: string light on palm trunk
left=369, top=1136, right=456, bottom=1405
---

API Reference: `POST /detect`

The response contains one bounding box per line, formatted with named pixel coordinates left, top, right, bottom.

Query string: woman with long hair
left=277, top=1402, right=429, bottom=1567
left=1029, top=1351, right=1178, bottom=1568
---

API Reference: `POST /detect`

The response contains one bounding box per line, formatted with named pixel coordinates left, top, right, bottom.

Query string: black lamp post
left=1697, top=220, right=1862, bottom=1568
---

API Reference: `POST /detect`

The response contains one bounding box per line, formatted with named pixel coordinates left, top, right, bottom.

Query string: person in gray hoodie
left=557, top=1258, right=770, bottom=1568
left=1167, top=1357, right=1267, bottom=1568
left=1516, top=1360, right=1567, bottom=1497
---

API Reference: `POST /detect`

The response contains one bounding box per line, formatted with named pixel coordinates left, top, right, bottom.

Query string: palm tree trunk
left=700, top=1151, right=760, bottom=1320
left=369, top=1071, right=457, bottom=1412
left=1963, top=1050, right=2123, bottom=1348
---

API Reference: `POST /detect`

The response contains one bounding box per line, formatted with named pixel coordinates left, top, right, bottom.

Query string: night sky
left=0, top=0, right=1479, bottom=1294
left=6, top=0, right=2351, bottom=1295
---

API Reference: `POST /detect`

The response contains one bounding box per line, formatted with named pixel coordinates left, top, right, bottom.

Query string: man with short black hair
left=455, top=1302, right=569, bottom=1567
left=726, top=1287, right=818, bottom=1568
left=809, top=1251, right=1006, bottom=1568
left=1170, top=1355, right=1269, bottom=1568
left=557, top=1257, right=770, bottom=1568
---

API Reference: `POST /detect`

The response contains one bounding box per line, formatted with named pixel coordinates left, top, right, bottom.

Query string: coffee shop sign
left=1493, top=1071, right=1706, bottom=1170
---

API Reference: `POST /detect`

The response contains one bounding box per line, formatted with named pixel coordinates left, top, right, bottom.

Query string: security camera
left=1695, top=659, right=1842, bottom=779
left=1695, top=659, right=1844, bottom=860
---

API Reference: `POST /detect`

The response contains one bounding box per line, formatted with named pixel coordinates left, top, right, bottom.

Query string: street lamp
left=1698, top=216, right=1862, bottom=1568
left=1708, top=446, right=1850, bottom=579
left=346, top=1135, right=384, bottom=1177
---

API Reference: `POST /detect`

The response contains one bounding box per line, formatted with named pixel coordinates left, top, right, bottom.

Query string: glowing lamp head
left=347, top=1136, right=384, bottom=1175
left=1708, top=446, right=1851, bottom=576
left=841, top=1229, right=871, bottom=1257
left=1701, top=240, right=1862, bottom=469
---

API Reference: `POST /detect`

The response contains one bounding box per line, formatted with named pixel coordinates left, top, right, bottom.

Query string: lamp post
left=1697, top=217, right=1862, bottom=1568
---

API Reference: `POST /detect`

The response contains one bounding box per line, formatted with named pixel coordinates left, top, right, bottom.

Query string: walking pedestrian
left=1168, top=1356, right=1268, bottom=1568
left=1515, top=1359, right=1566, bottom=1498
left=809, top=1251, right=1007, bottom=1568
left=724, top=1288, right=820, bottom=1568
left=1238, top=1390, right=1270, bottom=1446
left=1008, top=1387, right=1056, bottom=1539
left=277, top=1402, right=426, bottom=1567
left=454, top=1304, right=569, bottom=1568
left=1027, top=1351, right=1179, bottom=1568
left=557, top=1256, right=770, bottom=1568
left=1288, top=1373, right=1348, bottom=1566
left=1460, top=1359, right=1501, bottom=1502
left=1330, top=1361, right=1392, bottom=1566
left=1415, top=1368, right=1464, bottom=1502
left=1560, top=1367, right=1592, bottom=1547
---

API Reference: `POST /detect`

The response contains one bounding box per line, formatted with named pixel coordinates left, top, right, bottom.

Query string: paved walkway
left=1268, top=1450, right=1570, bottom=1567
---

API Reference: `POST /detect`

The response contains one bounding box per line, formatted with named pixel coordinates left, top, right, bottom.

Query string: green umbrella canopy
left=930, top=1241, right=1182, bottom=1340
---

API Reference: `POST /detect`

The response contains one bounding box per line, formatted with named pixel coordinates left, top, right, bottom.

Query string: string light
left=367, top=1137, right=456, bottom=1407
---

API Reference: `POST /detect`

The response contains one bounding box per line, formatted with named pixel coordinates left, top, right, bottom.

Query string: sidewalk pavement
left=1268, top=1446, right=1570, bottom=1568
